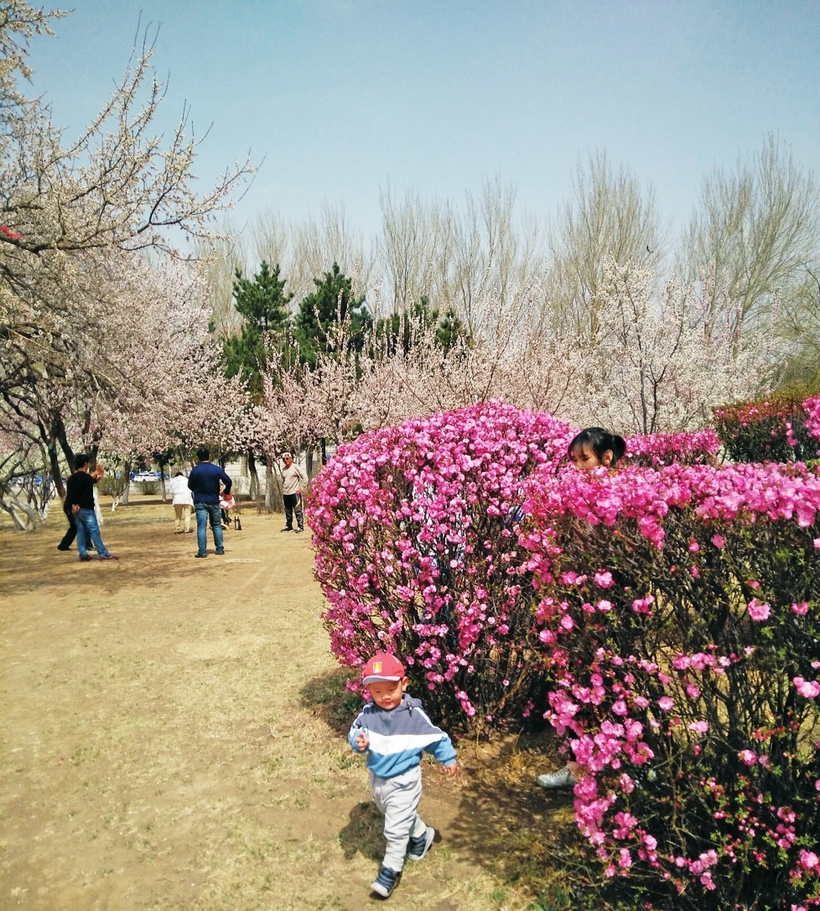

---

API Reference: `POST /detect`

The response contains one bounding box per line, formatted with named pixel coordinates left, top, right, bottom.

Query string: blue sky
left=27, top=0, right=820, bottom=243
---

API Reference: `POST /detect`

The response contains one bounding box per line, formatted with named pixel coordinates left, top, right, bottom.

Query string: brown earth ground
left=1, top=496, right=576, bottom=911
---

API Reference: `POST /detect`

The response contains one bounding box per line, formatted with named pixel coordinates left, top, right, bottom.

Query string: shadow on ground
left=299, top=667, right=364, bottom=735
left=444, top=733, right=582, bottom=891
left=338, top=799, right=385, bottom=862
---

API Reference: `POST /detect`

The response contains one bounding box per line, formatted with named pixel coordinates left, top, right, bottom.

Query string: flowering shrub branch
left=309, top=401, right=574, bottom=728
left=624, top=429, right=721, bottom=467
left=522, top=462, right=820, bottom=911
left=714, top=396, right=819, bottom=464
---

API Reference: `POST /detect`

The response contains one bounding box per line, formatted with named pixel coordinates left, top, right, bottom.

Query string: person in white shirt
left=168, top=472, right=194, bottom=534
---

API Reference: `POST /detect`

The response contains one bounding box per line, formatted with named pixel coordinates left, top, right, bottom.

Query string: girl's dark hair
left=568, top=427, right=626, bottom=466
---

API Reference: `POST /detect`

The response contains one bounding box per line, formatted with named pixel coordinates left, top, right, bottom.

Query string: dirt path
left=1, top=502, right=568, bottom=911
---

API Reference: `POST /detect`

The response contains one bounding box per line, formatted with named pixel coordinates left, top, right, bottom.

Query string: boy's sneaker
left=99, top=554, right=120, bottom=561
left=370, top=866, right=400, bottom=898
left=407, top=825, right=435, bottom=862
left=535, top=765, right=576, bottom=789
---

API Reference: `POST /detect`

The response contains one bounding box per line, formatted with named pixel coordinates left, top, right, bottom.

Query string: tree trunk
left=51, top=413, right=74, bottom=500
left=264, top=463, right=274, bottom=512
left=121, top=460, right=132, bottom=505
left=248, top=449, right=259, bottom=503
left=158, top=458, right=168, bottom=503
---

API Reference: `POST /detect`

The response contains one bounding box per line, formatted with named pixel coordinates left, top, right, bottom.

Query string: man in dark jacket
left=56, top=496, right=78, bottom=551
left=187, top=446, right=232, bottom=558
left=64, top=455, right=118, bottom=561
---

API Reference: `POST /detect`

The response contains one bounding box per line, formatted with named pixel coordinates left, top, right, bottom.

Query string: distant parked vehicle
left=132, top=471, right=160, bottom=482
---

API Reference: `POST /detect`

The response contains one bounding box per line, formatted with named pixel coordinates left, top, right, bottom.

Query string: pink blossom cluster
left=714, top=394, right=820, bottom=465
left=312, top=400, right=819, bottom=906
left=625, top=429, right=721, bottom=467
left=805, top=396, right=820, bottom=451
left=521, top=458, right=820, bottom=908
left=713, top=398, right=805, bottom=428
left=524, top=460, right=820, bottom=549
left=309, top=401, right=574, bottom=721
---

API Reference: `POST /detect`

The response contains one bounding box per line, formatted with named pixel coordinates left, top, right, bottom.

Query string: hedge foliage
left=310, top=401, right=574, bottom=728
left=522, top=462, right=820, bottom=911
left=714, top=396, right=820, bottom=464
left=310, top=402, right=820, bottom=910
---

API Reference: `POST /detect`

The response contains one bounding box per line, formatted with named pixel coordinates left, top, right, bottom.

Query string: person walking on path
left=280, top=452, right=307, bottom=534
left=64, top=455, right=119, bottom=561
left=56, top=495, right=78, bottom=551
left=348, top=652, right=458, bottom=898
left=168, top=472, right=193, bottom=534
left=187, top=447, right=232, bottom=558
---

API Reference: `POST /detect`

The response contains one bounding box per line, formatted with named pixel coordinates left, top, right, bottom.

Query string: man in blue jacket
left=187, top=447, right=232, bottom=558
left=348, top=652, right=458, bottom=898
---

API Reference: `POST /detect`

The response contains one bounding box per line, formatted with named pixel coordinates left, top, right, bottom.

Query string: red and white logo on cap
left=362, top=652, right=405, bottom=683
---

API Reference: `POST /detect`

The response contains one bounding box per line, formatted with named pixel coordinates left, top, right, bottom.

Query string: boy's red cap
left=362, top=652, right=405, bottom=684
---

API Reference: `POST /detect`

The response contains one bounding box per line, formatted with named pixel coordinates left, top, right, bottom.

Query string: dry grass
left=0, top=498, right=577, bottom=911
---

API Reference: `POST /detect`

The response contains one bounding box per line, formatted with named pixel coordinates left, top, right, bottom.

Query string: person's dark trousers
left=57, top=501, right=77, bottom=551
left=283, top=493, right=304, bottom=531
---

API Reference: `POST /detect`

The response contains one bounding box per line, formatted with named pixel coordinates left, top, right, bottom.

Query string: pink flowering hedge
left=521, top=462, right=820, bottom=911
left=624, top=429, right=720, bottom=467
left=309, top=401, right=574, bottom=727
left=805, top=396, right=820, bottom=448
left=714, top=395, right=820, bottom=464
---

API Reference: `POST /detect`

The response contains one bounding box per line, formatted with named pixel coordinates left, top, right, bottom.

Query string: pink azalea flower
left=793, top=677, right=820, bottom=699
left=594, top=570, right=614, bottom=588
left=688, top=720, right=709, bottom=734
left=799, top=850, right=818, bottom=870
left=747, top=598, right=770, bottom=622
left=658, top=696, right=674, bottom=711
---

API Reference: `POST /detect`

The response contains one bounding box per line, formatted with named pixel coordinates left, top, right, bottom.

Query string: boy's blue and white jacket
left=348, top=693, right=457, bottom=778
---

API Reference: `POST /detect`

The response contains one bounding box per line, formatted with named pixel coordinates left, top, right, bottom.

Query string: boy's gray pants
left=369, top=766, right=429, bottom=871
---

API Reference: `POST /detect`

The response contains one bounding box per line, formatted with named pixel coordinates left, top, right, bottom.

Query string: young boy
left=348, top=651, right=458, bottom=898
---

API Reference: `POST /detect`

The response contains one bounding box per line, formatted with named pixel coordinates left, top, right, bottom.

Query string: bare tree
left=378, top=176, right=547, bottom=339
left=195, top=224, right=249, bottom=340
left=546, top=151, right=665, bottom=339
left=378, top=185, right=439, bottom=314
left=682, top=135, right=820, bottom=339
left=288, top=201, right=375, bottom=303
